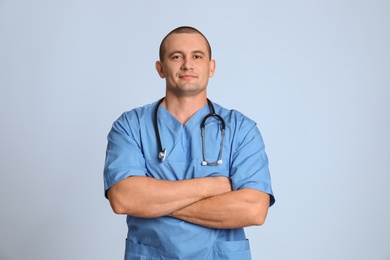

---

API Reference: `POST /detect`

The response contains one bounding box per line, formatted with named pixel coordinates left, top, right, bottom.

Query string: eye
left=193, top=55, right=202, bottom=59
left=171, top=54, right=182, bottom=60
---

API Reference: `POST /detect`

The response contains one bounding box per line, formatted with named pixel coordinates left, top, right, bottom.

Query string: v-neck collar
left=157, top=102, right=211, bottom=129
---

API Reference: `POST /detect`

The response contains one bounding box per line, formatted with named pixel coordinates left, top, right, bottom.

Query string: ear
left=209, top=59, right=216, bottom=78
left=155, top=61, right=165, bottom=78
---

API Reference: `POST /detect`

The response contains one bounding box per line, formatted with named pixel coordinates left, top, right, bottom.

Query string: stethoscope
left=154, top=97, right=225, bottom=166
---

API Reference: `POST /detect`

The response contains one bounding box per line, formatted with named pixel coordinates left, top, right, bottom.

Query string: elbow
left=107, top=188, right=131, bottom=215
left=250, top=203, right=269, bottom=226
left=107, top=189, right=155, bottom=217
left=110, top=201, right=126, bottom=215
left=110, top=202, right=158, bottom=218
left=252, top=212, right=267, bottom=226
left=242, top=190, right=270, bottom=227
left=108, top=194, right=128, bottom=215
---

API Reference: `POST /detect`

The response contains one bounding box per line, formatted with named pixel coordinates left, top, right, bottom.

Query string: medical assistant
left=104, top=99, right=275, bottom=260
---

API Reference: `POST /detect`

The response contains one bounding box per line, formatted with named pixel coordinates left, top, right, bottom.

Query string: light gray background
left=1, top=0, right=389, bottom=259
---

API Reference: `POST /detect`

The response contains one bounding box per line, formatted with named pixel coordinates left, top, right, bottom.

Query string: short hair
left=159, top=26, right=212, bottom=61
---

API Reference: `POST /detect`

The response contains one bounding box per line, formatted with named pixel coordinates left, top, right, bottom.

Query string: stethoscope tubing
left=154, top=97, right=225, bottom=165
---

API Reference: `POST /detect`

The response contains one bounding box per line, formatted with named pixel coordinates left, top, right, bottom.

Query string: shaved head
left=159, top=26, right=212, bottom=61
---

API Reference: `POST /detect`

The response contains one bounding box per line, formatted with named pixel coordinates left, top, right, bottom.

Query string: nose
left=180, top=57, right=193, bottom=71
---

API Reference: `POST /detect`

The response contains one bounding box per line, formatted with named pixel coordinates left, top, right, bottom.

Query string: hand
left=207, top=176, right=232, bottom=197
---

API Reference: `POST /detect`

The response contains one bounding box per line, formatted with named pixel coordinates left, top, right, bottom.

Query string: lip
left=179, top=74, right=197, bottom=79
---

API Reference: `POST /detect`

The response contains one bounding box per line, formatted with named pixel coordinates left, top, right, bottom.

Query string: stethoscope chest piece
left=159, top=148, right=167, bottom=163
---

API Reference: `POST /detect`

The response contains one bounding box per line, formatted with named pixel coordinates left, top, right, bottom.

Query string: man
left=104, top=26, right=275, bottom=259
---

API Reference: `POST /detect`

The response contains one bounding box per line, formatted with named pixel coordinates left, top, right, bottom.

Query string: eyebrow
left=192, top=50, right=206, bottom=56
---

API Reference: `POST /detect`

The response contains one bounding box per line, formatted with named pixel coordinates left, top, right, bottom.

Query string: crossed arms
left=107, top=176, right=270, bottom=229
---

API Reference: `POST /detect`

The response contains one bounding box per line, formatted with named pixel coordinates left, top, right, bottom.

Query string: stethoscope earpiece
left=201, top=159, right=223, bottom=166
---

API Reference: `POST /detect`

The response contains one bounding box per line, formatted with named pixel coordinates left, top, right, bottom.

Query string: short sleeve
left=103, top=112, right=147, bottom=198
left=230, top=119, right=275, bottom=207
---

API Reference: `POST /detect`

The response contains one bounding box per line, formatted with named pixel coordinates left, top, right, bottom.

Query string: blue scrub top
left=104, top=100, right=275, bottom=260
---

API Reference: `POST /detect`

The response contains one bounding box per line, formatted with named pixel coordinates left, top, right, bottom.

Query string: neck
left=162, top=95, right=207, bottom=125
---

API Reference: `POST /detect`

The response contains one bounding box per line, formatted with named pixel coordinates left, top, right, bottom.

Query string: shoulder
left=212, top=102, right=257, bottom=128
left=115, top=101, right=157, bottom=123
left=212, top=101, right=263, bottom=145
left=111, top=101, right=158, bottom=133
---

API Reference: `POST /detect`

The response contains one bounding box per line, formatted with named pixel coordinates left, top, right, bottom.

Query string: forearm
left=107, top=176, right=231, bottom=218
left=169, top=189, right=270, bottom=229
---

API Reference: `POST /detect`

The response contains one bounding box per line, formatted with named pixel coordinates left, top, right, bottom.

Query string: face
left=155, top=33, right=216, bottom=97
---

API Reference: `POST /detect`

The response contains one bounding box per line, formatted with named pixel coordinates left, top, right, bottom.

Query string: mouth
left=179, top=74, right=197, bottom=80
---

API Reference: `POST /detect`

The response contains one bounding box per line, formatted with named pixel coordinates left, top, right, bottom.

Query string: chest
left=143, top=120, right=231, bottom=180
